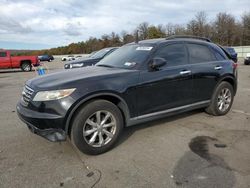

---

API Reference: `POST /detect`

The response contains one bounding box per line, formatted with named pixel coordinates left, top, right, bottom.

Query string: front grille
left=22, top=85, right=34, bottom=105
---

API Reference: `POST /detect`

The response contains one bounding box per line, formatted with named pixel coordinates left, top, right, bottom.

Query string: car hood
left=27, top=66, right=135, bottom=90
left=66, top=57, right=101, bottom=65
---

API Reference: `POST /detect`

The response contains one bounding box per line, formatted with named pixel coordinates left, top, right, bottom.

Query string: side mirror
left=149, top=57, right=166, bottom=71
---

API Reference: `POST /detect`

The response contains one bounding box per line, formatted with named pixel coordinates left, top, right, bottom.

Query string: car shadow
left=116, top=109, right=204, bottom=147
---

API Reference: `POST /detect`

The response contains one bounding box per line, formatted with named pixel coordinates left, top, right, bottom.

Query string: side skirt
left=126, top=100, right=210, bottom=126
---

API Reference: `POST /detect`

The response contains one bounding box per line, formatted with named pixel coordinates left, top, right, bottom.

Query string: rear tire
left=21, top=62, right=32, bottom=72
left=70, top=100, right=123, bottom=155
left=205, top=81, right=234, bottom=116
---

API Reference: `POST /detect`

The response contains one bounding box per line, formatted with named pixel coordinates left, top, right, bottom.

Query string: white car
left=61, top=55, right=75, bottom=61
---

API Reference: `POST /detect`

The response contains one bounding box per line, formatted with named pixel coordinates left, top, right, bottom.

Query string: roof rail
left=166, top=35, right=211, bottom=42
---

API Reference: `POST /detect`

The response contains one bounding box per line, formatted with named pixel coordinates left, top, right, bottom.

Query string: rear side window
left=211, top=48, right=227, bottom=61
left=187, top=43, right=216, bottom=64
left=0, top=52, right=7, bottom=57
left=153, top=43, right=187, bottom=67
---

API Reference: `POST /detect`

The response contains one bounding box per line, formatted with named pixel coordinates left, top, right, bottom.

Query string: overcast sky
left=0, top=0, right=249, bottom=49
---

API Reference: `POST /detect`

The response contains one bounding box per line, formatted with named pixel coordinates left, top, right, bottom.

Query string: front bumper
left=16, top=101, right=66, bottom=142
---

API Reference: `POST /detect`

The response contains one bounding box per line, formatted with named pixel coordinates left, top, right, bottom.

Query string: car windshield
left=96, top=44, right=153, bottom=69
left=90, top=48, right=112, bottom=59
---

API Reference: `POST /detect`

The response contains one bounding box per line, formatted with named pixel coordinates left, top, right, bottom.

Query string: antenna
left=135, top=30, right=139, bottom=43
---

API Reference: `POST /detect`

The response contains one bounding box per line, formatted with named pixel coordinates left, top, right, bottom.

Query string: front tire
left=71, top=100, right=124, bottom=155
left=205, top=81, right=234, bottom=116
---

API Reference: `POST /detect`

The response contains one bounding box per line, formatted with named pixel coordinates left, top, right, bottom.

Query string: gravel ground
left=0, top=58, right=250, bottom=188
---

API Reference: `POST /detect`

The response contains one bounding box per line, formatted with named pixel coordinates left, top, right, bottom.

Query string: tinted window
left=0, top=52, right=7, bottom=57
left=211, top=48, right=226, bottom=61
left=153, top=43, right=187, bottom=66
left=187, top=43, right=216, bottom=64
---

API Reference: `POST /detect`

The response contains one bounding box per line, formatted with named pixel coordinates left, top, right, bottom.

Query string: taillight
left=233, top=63, right=238, bottom=69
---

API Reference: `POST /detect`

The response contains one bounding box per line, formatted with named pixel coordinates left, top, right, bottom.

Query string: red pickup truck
left=0, top=50, right=40, bottom=72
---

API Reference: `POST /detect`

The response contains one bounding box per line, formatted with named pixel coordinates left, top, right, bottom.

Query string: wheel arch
left=219, top=75, right=237, bottom=95
left=212, top=75, right=236, bottom=98
left=20, top=59, right=32, bottom=65
left=65, top=92, right=130, bottom=136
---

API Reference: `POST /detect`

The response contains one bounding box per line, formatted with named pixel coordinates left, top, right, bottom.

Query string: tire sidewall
left=211, top=82, right=234, bottom=115
left=71, top=100, right=123, bottom=155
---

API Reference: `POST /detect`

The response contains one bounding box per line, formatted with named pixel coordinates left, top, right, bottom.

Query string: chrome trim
left=22, top=85, right=34, bottom=105
left=131, top=100, right=210, bottom=121
left=180, top=70, right=191, bottom=75
left=214, top=66, right=222, bottom=70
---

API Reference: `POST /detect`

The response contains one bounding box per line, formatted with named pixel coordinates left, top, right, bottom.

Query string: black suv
left=17, top=36, right=238, bottom=155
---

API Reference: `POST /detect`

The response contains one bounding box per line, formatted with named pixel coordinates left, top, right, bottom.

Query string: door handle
left=180, top=70, right=191, bottom=75
left=214, top=66, right=222, bottom=70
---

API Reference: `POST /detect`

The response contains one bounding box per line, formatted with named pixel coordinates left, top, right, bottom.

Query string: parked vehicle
left=64, top=47, right=118, bottom=69
left=17, top=36, right=238, bottom=155
left=244, top=53, right=250, bottom=65
left=0, top=50, right=40, bottom=71
left=87, top=51, right=97, bottom=58
left=61, top=55, right=75, bottom=61
left=223, top=47, right=238, bottom=63
left=38, top=55, right=54, bottom=62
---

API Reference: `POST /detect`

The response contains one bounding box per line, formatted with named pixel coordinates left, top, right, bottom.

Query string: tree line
left=16, top=11, right=250, bottom=56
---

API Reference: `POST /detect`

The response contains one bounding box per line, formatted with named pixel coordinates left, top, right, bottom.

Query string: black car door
left=186, top=42, right=223, bottom=102
left=136, top=42, right=193, bottom=116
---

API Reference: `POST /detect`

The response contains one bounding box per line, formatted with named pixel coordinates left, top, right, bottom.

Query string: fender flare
left=64, top=92, right=131, bottom=135
left=214, top=74, right=237, bottom=95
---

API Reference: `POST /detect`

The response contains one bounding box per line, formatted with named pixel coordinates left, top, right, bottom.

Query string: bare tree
left=121, top=30, right=135, bottom=44
left=242, top=12, right=250, bottom=45
left=137, top=22, right=149, bottom=40
left=213, top=12, right=237, bottom=46
left=187, top=11, right=210, bottom=37
left=166, top=23, right=175, bottom=36
left=157, top=24, right=166, bottom=37
left=173, top=24, right=187, bottom=35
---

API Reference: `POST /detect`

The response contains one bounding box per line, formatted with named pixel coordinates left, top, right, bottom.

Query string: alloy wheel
left=217, top=88, right=232, bottom=112
left=83, top=111, right=117, bottom=147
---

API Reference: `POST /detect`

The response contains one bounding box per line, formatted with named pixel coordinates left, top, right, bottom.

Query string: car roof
left=128, top=36, right=212, bottom=46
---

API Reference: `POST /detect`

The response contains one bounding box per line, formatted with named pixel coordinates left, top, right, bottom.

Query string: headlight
left=33, top=88, right=76, bottom=101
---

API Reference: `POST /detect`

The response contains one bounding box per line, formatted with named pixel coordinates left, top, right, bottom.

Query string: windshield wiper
left=97, top=64, right=114, bottom=68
